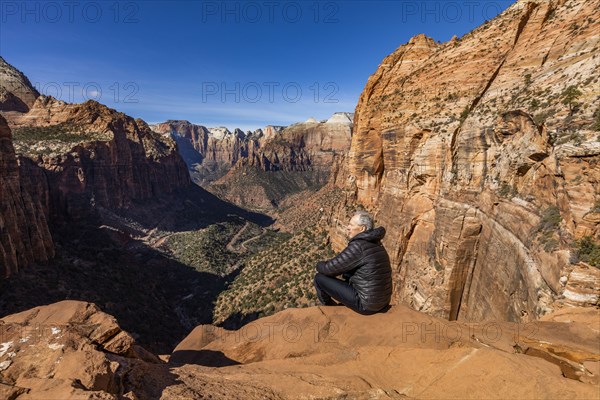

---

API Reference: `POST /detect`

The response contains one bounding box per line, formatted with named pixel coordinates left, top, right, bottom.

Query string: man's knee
left=314, top=272, right=324, bottom=287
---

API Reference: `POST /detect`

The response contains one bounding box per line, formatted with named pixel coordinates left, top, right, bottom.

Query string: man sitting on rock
left=314, top=210, right=392, bottom=315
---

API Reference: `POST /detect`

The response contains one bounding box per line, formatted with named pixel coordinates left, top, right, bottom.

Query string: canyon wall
left=0, top=58, right=192, bottom=275
left=331, top=0, right=600, bottom=322
left=0, top=115, right=54, bottom=277
left=151, top=120, right=253, bottom=184
left=153, top=116, right=352, bottom=211
left=6, top=96, right=191, bottom=222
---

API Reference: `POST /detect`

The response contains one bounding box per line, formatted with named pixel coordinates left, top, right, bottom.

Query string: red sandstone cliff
left=329, top=0, right=600, bottom=321
left=151, top=120, right=257, bottom=184
left=5, top=95, right=191, bottom=222
left=0, top=57, right=193, bottom=276
left=153, top=115, right=351, bottom=176
left=0, top=115, right=53, bottom=277
left=153, top=117, right=352, bottom=211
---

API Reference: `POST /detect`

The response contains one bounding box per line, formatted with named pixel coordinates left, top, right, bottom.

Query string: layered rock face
left=151, top=120, right=257, bottom=184
left=0, top=56, right=39, bottom=112
left=333, top=0, right=600, bottom=322
left=153, top=116, right=351, bottom=177
left=0, top=115, right=53, bottom=277
left=0, top=57, right=192, bottom=275
left=5, top=95, right=191, bottom=222
left=153, top=117, right=352, bottom=211
left=211, top=119, right=351, bottom=210
left=248, top=118, right=352, bottom=172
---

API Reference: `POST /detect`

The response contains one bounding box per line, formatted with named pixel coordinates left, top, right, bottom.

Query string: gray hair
left=354, top=210, right=373, bottom=231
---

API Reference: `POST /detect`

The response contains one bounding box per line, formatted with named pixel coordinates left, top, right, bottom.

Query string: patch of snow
left=48, top=343, right=64, bottom=351
left=51, top=327, right=61, bottom=335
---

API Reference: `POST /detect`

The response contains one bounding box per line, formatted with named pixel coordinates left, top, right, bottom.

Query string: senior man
left=314, top=210, right=392, bottom=315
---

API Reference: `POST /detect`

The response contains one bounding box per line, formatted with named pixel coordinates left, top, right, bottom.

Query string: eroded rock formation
left=0, top=57, right=193, bottom=276
left=5, top=95, right=191, bottom=222
left=0, top=115, right=53, bottom=277
left=0, top=301, right=162, bottom=399
left=150, top=120, right=252, bottom=184
left=330, top=0, right=600, bottom=321
left=153, top=116, right=352, bottom=211
left=3, top=301, right=597, bottom=399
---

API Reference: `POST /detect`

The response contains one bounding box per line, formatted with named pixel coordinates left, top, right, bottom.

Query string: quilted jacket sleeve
left=316, top=241, right=363, bottom=277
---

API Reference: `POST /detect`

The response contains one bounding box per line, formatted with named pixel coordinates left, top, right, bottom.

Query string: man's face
left=345, top=214, right=366, bottom=239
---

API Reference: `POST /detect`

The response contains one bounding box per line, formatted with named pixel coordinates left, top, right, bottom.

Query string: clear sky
left=1, top=1, right=512, bottom=131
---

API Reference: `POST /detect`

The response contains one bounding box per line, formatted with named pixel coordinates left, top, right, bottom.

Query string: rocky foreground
left=0, top=300, right=597, bottom=399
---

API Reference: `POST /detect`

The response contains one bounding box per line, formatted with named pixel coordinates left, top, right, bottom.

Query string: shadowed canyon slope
left=0, top=115, right=54, bottom=277
left=328, top=0, right=600, bottom=323
left=0, top=58, right=275, bottom=353
left=7, top=95, right=191, bottom=217
left=0, top=89, right=191, bottom=276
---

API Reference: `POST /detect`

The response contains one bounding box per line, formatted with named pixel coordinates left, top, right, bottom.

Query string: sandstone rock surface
left=330, top=0, right=600, bottom=321
left=2, top=301, right=597, bottom=399
left=0, top=57, right=39, bottom=112
left=0, top=300, right=162, bottom=400
left=167, top=304, right=600, bottom=399
left=0, top=115, right=53, bottom=277
left=4, top=95, right=191, bottom=222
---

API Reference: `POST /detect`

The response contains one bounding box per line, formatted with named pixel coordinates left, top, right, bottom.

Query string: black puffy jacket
left=317, top=227, right=392, bottom=312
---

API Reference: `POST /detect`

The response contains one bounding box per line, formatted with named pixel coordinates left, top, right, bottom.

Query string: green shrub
left=538, top=206, right=562, bottom=232
left=533, top=108, right=556, bottom=125
left=498, top=183, right=518, bottom=198
left=12, top=123, right=109, bottom=143
left=573, top=236, right=600, bottom=267
left=592, top=106, right=600, bottom=131
left=561, top=85, right=582, bottom=111
left=532, top=206, right=562, bottom=252
left=459, top=106, right=470, bottom=122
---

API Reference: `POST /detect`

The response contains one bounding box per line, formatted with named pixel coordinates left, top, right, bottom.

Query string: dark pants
left=313, top=272, right=378, bottom=315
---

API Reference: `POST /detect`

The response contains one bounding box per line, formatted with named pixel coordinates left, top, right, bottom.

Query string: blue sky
left=1, top=1, right=512, bottom=131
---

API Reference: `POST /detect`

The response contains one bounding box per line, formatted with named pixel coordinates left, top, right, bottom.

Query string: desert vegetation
left=163, top=222, right=243, bottom=276
left=532, top=206, right=563, bottom=252
left=572, top=236, right=600, bottom=267
left=12, top=123, right=111, bottom=156
left=212, top=226, right=335, bottom=325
